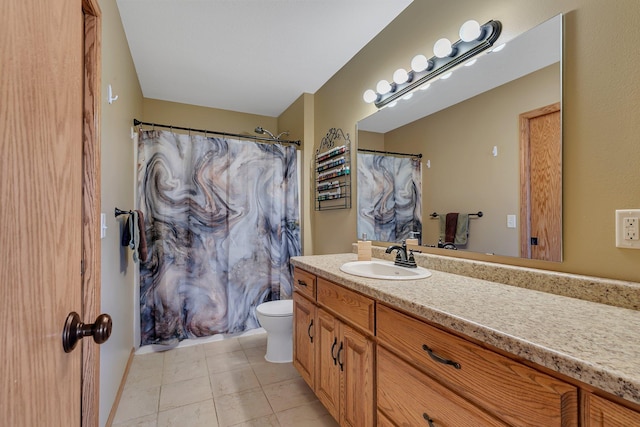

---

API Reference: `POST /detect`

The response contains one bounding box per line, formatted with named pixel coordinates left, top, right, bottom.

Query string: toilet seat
left=256, top=299, right=293, bottom=317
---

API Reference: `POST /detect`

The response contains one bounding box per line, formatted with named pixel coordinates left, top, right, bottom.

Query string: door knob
left=62, top=312, right=112, bottom=353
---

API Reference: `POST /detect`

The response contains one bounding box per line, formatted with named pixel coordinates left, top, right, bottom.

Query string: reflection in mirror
left=357, top=14, right=562, bottom=261
left=356, top=150, right=422, bottom=243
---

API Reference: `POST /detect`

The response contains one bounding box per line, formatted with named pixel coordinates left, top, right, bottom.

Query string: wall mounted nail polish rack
left=315, top=128, right=351, bottom=211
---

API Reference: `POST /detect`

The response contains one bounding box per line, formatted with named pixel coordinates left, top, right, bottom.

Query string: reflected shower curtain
left=137, top=130, right=300, bottom=346
left=357, top=152, right=422, bottom=242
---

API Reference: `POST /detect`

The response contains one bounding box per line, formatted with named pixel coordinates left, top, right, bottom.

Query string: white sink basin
left=340, top=260, right=432, bottom=281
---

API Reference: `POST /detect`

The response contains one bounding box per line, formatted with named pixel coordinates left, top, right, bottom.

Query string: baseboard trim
left=105, top=347, right=135, bottom=427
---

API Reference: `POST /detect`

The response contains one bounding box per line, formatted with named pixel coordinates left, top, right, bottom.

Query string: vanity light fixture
left=363, top=19, right=502, bottom=109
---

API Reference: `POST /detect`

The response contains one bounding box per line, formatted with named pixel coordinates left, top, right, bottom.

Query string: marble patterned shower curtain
left=357, top=152, right=422, bottom=242
left=137, top=130, right=300, bottom=346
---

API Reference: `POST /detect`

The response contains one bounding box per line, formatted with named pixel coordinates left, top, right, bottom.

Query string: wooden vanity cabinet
left=377, top=303, right=579, bottom=427
left=583, top=393, right=640, bottom=426
left=292, top=269, right=375, bottom=426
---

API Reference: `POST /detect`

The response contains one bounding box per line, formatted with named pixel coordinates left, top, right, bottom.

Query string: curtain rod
left=357, top=148, right=422, bottom=158
left=133, top=119, right=301, bottom=146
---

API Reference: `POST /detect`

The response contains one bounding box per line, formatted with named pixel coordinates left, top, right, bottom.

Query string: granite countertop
left=290, top=252, right=640, bottom=406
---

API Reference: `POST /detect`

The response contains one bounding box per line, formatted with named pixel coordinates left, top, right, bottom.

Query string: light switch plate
left=615, top=209, right=640, bottom=249
left=100, top=213, right=107, bottom=239
left=507, top=214, right=517, bottom=229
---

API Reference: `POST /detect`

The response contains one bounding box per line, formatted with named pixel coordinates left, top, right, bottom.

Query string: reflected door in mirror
left=520, top=102, right=561, bottom=261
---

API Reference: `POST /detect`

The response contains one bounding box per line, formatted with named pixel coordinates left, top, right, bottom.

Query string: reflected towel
left=454, top=214, right=469, bottom=245
left=445, top=213, right=458, bottom=243
left=439, top=213, right=469, bottom=245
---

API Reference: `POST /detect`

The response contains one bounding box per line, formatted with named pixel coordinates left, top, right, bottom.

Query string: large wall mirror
left=357, top=14, right=563, bottom=261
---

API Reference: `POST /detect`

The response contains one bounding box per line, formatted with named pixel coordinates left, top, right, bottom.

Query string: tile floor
left=112, top=331, right=339, bottom=427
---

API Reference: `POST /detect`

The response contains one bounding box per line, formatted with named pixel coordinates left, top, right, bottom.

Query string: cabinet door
left=293, top=293, right=316, bottom=389
left=316, top=309, right=341, bottom=421
left=340, top=323, right=374, bottom=427
left=584, top=394, right=640, bottom=427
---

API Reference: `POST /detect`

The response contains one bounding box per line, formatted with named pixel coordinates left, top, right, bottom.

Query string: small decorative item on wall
left=315, top=128, right=351, bottom=211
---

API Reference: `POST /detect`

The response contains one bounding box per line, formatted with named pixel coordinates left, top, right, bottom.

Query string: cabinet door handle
left=337, top=342, right=344, bottom=371
left=307, top=319, right=314, bottom=343
left=422, top=412, right=436, bottom=426
left=331, top=337, right=338, bottom=365
left=297, top=279, right=307, bottom=287
left=422, top=344, right=461, bottom=369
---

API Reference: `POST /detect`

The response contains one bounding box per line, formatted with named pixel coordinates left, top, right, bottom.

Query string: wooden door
left=315, top=309, right=341, bottom=421
left=340, top=324, right=374, bottom=427
left=0, top=0, right=101, bottom=426
left=293, top=293, right=316, bottom=389
left=520, top=103, right=562, bottom=261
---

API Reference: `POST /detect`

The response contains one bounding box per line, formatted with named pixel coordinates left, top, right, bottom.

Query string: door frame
left=81, top=0, right=101, bottom=425
left=519, top=102, right=561, bottom=260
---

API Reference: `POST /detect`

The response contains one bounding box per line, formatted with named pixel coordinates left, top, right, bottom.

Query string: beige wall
left=142, top=98, right=277, bottom=135
left=382, top=64, right=560, bottom=257
left=99, top=0, right=143, bottom=425
left=313, top=0, right=640, bottom=282
left=278, top=93, right=315, bottom=255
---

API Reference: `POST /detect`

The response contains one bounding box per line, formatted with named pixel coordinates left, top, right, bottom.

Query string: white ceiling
left=116, top=0, right=413, bottom=117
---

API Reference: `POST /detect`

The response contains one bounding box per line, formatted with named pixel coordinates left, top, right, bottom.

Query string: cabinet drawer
left=317, top=278, right=374, bottom=334
left=584, top=393, right=640, bottom=426
left=293, top=267, right=316, bottom=300
left=377, top=304, right=578, bottom=426
left=378, top=347, right=509, bottom=427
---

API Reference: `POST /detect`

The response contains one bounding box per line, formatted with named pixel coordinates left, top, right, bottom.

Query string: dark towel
left=121, top=217, right=131, bottom=246
left=136, top=210, right=148, bottom=262
left=445, top=213, right=459, bottom=243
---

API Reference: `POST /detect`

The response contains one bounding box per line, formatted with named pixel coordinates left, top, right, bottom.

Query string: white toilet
left=255, top=299, right=294, bottom=363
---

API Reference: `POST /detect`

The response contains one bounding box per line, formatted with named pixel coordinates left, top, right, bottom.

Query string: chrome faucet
left=385, top=241, right=417, bottom=268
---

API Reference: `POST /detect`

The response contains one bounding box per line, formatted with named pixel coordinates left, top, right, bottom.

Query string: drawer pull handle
left=422, top=412, right=435, bottom=426
left=297, top=279, right=308, bottom=287
left=337, top=342, right=344, bottom=371
left=331, top=337, right=338, bottom=365
left=422, top=344, right=461, bottom=370
left=307, top=319, right=314, bottom=343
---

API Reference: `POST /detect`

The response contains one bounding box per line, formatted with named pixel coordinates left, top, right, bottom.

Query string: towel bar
left=430, top=211, right=483, bottom=218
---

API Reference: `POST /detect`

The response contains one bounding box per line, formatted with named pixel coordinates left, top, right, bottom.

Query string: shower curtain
left=357, top=152, right=422, bottom=242
left=137, top=129, right=300, bottom=346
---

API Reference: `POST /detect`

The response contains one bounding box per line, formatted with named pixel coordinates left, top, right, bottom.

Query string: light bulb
left=376, top=79, right=392, bottom=95
left=434, top=38, right=453, bottom=58
left=420, top=83, right=431, bottom=91
left=393, top=68, right=409, bottom=85
left=440, top=71, right=453, bottom=80
left=459, top=20, right=482, bottom=42
left=492, top=43, right=506, bottom=53
left=402, top=93, right=414, bottom=101
left=363, top=89, right=377, bottom=104
left=387, top=101, right=398, bottom=108
left=411, top=54, right=430, bottom=72
left=464, top=58, right=477, bottom=67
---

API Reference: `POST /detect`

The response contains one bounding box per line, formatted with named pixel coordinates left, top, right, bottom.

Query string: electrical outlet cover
left=615, top=209, right=640, bottom=249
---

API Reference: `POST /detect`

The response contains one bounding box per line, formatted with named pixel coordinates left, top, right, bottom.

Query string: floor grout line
left=113, top=332, right=337, bottom=427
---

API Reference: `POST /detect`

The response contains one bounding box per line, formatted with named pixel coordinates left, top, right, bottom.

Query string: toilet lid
left=256, top=299, right=293, bottom=317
